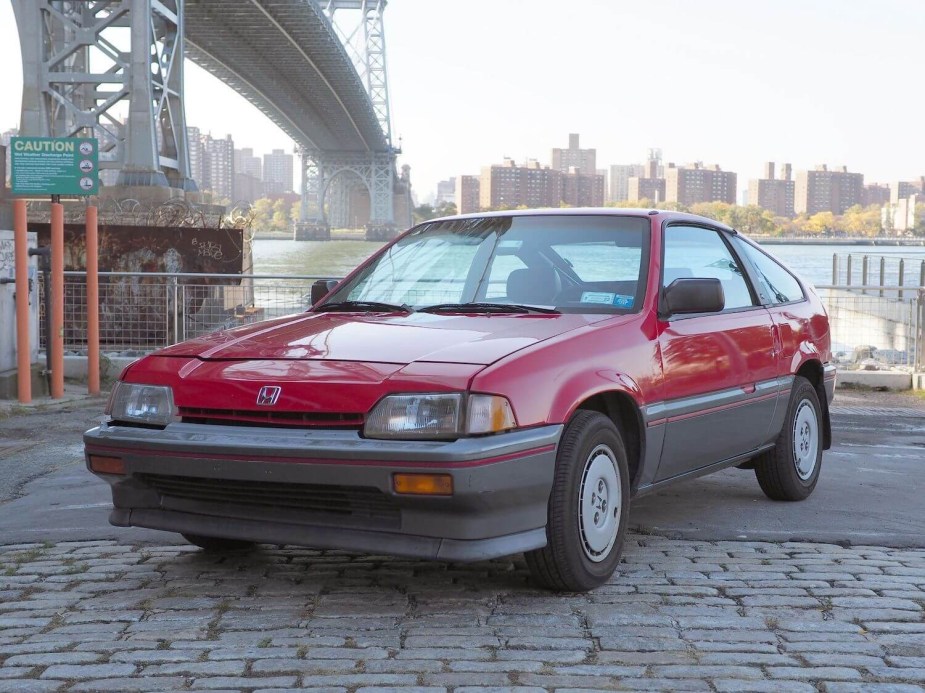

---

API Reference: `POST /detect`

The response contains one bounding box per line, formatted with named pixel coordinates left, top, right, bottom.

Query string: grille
left=178, top=407, right=364, bottom=428
left=138, top=473, right=399, bottom=526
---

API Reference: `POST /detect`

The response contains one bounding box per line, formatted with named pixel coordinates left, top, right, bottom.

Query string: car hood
left=156, top=311, right=611, bottom=366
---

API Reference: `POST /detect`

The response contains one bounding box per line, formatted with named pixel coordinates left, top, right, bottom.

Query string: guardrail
left=39, top=273, right=925, bottom=372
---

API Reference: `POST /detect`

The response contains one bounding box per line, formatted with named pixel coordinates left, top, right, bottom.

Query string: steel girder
left=184, top=0, right=385, bottom=153
left=12, top=0, right=196, bottom=190
left=322, top=0, right=393, bottom=149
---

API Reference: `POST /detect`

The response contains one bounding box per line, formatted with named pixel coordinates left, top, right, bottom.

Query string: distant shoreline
left=249, top=231, right=925, bottom=247
left=752, top=236, right=924, bottom=246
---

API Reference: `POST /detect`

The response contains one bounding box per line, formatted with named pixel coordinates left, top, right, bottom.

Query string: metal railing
left=41, top=272, right=327, bottom=354
left=832, top=253, right=925, bottom=298
left=39, top=273, right=925, bottom=372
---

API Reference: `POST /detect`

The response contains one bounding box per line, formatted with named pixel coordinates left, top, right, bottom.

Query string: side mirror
left=310, top=279, right=339, bottom=306
left=663, top=278, right=725, bottom=316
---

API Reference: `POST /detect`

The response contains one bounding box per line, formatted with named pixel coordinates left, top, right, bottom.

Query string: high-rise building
left=264, top=148, right=294, bottom=195
left=455, top=175, right=480, bottom=214
left=665, top=162, right=737, bottom=206
left=562, top=167, right=606, bottom=207
left=890, top=177, right=925, bottom=204
left=235, top=147, right=262, bottom=179
left=626, top=149, right=666, bottom=204
left=234, top=173, right=264, bottom=203
left=551, top=133, right=596, bottom=175
left=609, top=164, right=645, bottom=203
left=186, top=126, right=205, bottom=187
left=436, top=177, right=456, bottom=206
left=748, top=162, right=795, bottom=217
left=205, top=134, right=235, bottom=201
left=480, top=159, right=562, bottom=210
left=232, top=147, right=263, bottom=202
left=862, top=183, right=890, bottom=207
left=627, top=176, right=666, bottom=203
left=794, top=165, right=863, bottom=215
left=477, top=158, right=604, bottom=210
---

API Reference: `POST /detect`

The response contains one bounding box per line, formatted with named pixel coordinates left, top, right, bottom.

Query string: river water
left=252, top=238, right=925, bottom=289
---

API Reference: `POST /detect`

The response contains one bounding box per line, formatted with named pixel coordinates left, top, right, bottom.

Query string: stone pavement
left=1, top=535, right=924, bottom=692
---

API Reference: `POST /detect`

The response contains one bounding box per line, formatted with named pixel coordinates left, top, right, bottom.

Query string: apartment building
left=794, top=165, right=863, bottom=215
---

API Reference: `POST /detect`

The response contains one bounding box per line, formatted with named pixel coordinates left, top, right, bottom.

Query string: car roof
left=429, top=207, right=737, bottom=234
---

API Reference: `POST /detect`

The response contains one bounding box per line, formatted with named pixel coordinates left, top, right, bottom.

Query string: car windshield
left=319, top=214, right=650, bottom=314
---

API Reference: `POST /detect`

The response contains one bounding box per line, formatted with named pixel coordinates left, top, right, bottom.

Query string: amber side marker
left=89, top=455, right=126, bottom=475
left=392, top=473, right=453, bottom=496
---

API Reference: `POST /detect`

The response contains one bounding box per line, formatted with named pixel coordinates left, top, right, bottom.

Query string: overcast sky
left=1, top=0, right=923, bottom=202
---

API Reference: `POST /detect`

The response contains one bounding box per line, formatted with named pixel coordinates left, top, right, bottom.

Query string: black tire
left=525, top=411, right=630, bottom=592
left=754, top=376, right=823, bottom=501
left=181, top=533, right=257, bottom=552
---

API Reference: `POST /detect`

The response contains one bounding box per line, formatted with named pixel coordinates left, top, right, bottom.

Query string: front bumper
left=84, top=422, right=562, bottom=562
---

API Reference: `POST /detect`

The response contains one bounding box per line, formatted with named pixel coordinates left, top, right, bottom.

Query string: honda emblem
left=256, top=386, right=282, bottom=406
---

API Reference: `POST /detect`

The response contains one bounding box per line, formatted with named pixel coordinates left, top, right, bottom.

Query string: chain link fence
left=38, top=273, right=925, bottom=372
left=818, top=286, right=923, bottom=372
left=41, top=272, right=325, bottom=354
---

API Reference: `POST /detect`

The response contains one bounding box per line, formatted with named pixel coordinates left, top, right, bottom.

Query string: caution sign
left=10, top=137, right=99, bottom=196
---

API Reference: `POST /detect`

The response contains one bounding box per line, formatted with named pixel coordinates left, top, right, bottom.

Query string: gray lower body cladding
left=84, top=422, right=562, bottom=562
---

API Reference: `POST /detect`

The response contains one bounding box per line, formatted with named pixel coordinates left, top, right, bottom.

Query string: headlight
left=364, top=393, right=517, bottom=440
left=107, top=382, right=176, bottom=426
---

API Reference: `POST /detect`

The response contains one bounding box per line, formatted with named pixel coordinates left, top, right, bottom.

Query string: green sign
left=10, top=136, right=99, bottom=196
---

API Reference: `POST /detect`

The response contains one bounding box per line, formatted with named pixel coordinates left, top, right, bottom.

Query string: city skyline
left=1, top=1, right=923, bottom=201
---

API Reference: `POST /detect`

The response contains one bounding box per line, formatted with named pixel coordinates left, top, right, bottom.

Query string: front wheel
left=525, top=411, right=630, bottom=592
left=754, top=376, right=823, bottom=501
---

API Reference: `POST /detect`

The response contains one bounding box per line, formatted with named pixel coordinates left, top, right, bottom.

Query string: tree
left=805, top=211, right=836, bottom=235
left=412, top=204, right=436, bottom=224
left=251, top=198, right=275, bottom=231
left=434, top=201, right=457, bottom=217
left=913, top=203, right=925, bottom=237
left=841, top=204, right=881, bottom=237
left=271, top=199, right=291, bottom=232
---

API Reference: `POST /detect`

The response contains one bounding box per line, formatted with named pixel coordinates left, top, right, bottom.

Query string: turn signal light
left=89, top=455, right=126, bottom=475
left=392, top=473, right=453, bottom=496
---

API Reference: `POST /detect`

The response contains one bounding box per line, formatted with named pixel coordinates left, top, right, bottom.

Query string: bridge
left=10, top=0, right=409, bottom=236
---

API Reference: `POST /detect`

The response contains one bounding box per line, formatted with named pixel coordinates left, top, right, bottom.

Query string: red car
left=85, top=209, right=835, bottom=591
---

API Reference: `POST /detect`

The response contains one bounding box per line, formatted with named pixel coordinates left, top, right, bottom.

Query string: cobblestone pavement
left=1, top=536, right=924, bottom=692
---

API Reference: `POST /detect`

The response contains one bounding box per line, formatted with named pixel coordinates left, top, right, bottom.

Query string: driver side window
left=663, top=225, right=755, bottom=310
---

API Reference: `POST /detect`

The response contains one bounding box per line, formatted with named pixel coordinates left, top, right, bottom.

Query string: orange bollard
left=86, top=206, right=100, bottom=395
left=50, top=201, right=64, bottom=399
left=13, top=199, right=31, bottom=404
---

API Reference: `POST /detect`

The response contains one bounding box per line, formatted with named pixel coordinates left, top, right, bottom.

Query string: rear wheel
left=181, top=533, right=256, bottom=552
left=754, top=376, right=823, bottom=501
left=526, top=411, right=630, bottom=592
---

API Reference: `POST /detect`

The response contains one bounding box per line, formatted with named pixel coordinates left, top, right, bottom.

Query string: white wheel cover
left=578, top=444, right=622, bottom=562
left=792, top=399, right=819, bottom=480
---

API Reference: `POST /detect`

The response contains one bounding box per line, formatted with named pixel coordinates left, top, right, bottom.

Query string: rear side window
left=732, top=239, right=805, bottom=305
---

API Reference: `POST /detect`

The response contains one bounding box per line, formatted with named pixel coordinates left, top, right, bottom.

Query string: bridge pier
left=299, top=148, right=404, bottom=241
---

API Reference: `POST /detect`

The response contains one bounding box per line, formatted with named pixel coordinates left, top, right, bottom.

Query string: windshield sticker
left=580, top=291, right=616, bottom=304
left=612, top=294, right=634, bottom=308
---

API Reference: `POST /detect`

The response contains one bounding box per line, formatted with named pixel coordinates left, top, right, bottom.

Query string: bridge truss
left=13, top=0, right=409, bottom=235
left=11, top=0, right=196, bottom=191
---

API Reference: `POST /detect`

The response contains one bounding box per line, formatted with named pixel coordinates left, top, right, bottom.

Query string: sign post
left=10, top=137, right=99, bottom=399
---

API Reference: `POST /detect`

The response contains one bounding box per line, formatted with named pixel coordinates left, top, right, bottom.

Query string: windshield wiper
left=419, top=302, right=560, bottom=315
left=315, top=300, right=414, bottom=314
